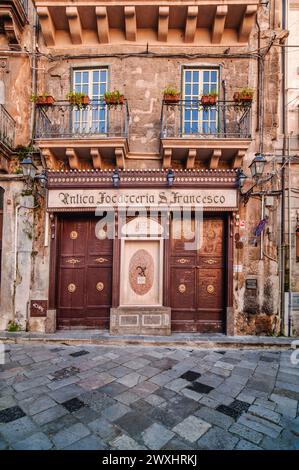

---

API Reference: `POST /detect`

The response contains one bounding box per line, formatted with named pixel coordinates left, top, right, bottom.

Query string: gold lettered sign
left=48, top=188, right=238, bottom=211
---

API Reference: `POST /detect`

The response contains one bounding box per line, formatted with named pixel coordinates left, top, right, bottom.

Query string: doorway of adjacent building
left=170, top=213, right=226, bottom=333
left=56, top=214, right=113, bottom=328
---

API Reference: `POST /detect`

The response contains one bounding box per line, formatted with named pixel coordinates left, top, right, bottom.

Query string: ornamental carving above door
left=129, top=249, right=154, bottom=296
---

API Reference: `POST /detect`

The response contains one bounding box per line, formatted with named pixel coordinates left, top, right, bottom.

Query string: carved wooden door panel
left=170, top=215, right=225, bottom=333
left=57, top=215, right=112, bottom=329
left=197, top=217, right=225, bottom=332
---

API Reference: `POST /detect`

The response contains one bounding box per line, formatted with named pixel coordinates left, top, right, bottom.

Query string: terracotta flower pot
left=105, top=95, right=124, bottom=105
left=233, top=92, right=253, bottom=104
left=80, top=95, right=90, bottom=105
left=240, top=95, right=253, bottom=103
left=46, top=96, right=55, bottom=105
left=201, top=95, right=217, bottom=106
left=36, top=96, right=48, bottom=105
left=163, top=94, right=180, bottom=104
left=208, top=95, right=217, bottom=106
left=36, top=95, right=55, bottom=105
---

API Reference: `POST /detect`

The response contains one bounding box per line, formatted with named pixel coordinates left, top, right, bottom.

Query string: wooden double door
left=56, top=214, right=113, bottom=329
left=170, top=214, right=226, bottom=333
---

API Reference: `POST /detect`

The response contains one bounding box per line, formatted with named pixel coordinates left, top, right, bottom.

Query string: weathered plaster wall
left=0, top=179, right=36, bottom=330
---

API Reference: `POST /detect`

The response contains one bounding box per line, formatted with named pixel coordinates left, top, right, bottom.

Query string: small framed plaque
left=246, top=279, right=257, bottom=290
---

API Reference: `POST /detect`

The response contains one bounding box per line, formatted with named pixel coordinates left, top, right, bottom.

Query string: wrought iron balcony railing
left=0, top=104, right=16, bottom=149
left=161, top=100, right=252, bottom=140
left=35, top=100, right=130, bottom=140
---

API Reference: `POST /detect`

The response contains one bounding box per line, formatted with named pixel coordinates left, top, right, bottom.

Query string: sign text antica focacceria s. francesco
left=48, top=188, right=238, bottom=209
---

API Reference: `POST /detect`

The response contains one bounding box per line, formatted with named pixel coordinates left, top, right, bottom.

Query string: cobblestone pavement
left=0, top=344, right=298, bottom=450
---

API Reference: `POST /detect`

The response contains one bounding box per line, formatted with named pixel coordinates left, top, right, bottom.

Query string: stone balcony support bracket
left=233, top=149, right=245, bottom=168
left=186, top=149, right=196, bottom=169
left=162, top=148, right=172, bottom=169
left=66, top=6, right=83, bottom=45
left=96, top=6, right=110, bottom=44
left=36, top=7, right=55, bottom=46
left=115, top=148, right=125, bottom=169
left=66, top=148, right=80, bottom=170
left=41, top=148, right=58, bottom=170
left=124, top=6, right=137, bottom=42
left=90, top=148, right=102, bottom=169
left=212, top=5, right=228, bottom=44
left=209, top=149, right=222, bottom=169
left=158, top=6, right=169, bottom=42
left=185, top=6, right=198, bottom=43
left=239, top=5, right=258, bottom=42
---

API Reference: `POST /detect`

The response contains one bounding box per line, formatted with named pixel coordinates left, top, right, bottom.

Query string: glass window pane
left=192, top=84, right=199, bottom=96
left=184, top=121, right=191, bottom=134
left=93, top=70, right=99, bottom=82
left=185, top=84, right=191, bottom=95
left=193, top=71, right=199, bottom=83
left=211, top=71, right=217, bottom=82
left=100, top=83, right=106, bottom=96
left=185, top=71, right=191, bottom=82
left=100, top=70, right=107, bottom=82
left=203, top=70, right=210, bottom=83
left=83, top=71, right=88, bottom=83
left=75, top=73, right=81, bottom=84
left=191, top=123, right=198, bottom=133
left=93, top=84, right=99, bottom=96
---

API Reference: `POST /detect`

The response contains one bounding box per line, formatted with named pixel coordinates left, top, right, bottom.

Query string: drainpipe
left=222, top=79, right=227, bottom=136
left=281, top=0, right=287, bottom=334
left=288, top=134, right=292, bottom=335
left=256, top=16, right=261, bottom=137
left=30, top=6, right=38, bottom=139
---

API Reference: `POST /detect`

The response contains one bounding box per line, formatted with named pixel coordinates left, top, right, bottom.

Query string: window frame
left=181, top=65, right=221, bottom=136
left=70, top=66, right=110, bottom=135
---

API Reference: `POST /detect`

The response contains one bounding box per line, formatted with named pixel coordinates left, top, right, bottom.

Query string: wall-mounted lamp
left=112, top=169, right=120, bottom=187
left=20, top=155, right=48, bottom=194
left=35, top=169, right=48, bottom=188
left=249, top=153, right=266, bottom=182
left=20, top=156, right=37, bottom=181
left=167, top=168, right=174, bottom=187
left=236, top=168, right=247, bottom=190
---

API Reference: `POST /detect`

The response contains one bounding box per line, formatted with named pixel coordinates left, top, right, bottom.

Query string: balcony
left=160, top=100, right=252, bottom=169
left=34, top=1, right=258, bottom=47
left=0, top=104, right=16, bottom=172
left=35, top=100, right=130, bottom=170
left=0, top=1, right=29, bottom=45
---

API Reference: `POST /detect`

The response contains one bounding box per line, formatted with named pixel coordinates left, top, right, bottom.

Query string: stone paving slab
left=0, top=343, right=298, bottom=449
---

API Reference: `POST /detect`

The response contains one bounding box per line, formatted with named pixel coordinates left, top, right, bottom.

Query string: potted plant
left=233, top=87, right=254, bottom=104
left=67, top=91, right=90, bottom=108
left=104, top=90, right=124, bottom=106
left=201, top=90, right=218, bottom=107
left=30, top=93, right=55, bottom=105
left=163, top=87, right=180, bottom=104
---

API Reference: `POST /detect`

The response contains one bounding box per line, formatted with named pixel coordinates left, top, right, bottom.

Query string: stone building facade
left=0, top=0, right=297, bottom=336
left=274, top=0, right=299, bottom=335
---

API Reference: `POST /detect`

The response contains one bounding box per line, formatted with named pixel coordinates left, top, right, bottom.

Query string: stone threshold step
left=0, top=331, right=297, bottom=349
